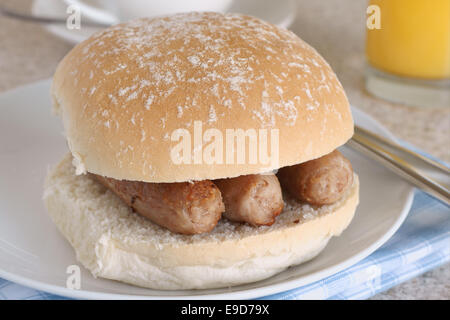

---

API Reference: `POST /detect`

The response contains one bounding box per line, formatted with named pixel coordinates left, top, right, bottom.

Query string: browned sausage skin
left=91, top=174, right=225, bottom=235
left=214, top=174, right=284, bottom=226
left=277, top=150, right=353, bottom=205
left=91, top=150, right=352, bottom=233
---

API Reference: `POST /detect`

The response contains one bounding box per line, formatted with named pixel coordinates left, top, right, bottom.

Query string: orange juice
left=366, top=0, right=450, bottom=79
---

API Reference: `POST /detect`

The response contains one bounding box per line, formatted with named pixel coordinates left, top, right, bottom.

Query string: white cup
left=64, top=0, right=233, bottom=25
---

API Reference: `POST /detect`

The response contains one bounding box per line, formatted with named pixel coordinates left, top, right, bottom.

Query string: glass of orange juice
left=365, top=0, right=450, bottom=108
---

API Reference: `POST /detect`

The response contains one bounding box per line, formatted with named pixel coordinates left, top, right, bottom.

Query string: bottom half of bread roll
left=43, top=153, right=359, bottom=290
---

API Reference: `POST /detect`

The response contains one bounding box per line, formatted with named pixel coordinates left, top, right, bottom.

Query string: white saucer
left=32, top=0, right=298, bottom=44
left=0, top=79, right=413, bottom=299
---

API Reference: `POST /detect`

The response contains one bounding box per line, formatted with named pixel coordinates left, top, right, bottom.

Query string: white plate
left=32, top=0, right=298, bottom=45
left=0, top=79, right=414, bottom=299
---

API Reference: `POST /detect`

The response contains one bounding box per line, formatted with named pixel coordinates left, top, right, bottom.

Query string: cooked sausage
left=214, top=174, right=284, bottom=226
left=277, top=150, right=353, bottom=205
left=91, top=174, right=225, bottom=235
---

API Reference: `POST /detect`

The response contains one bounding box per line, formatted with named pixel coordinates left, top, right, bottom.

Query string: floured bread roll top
left=51, top=12, right=353, bottom=183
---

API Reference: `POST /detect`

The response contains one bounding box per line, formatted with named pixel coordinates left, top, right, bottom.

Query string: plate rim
left=0, top=190, right=414, bottom=300
left=0, top=80, right=415, bottom=299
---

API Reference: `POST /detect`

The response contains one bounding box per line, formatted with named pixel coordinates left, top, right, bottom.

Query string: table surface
left=0, top=0, right=448, bottom=300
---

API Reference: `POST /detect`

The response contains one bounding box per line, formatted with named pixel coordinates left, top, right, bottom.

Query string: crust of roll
left=51, top=12, right=353, bottom=183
